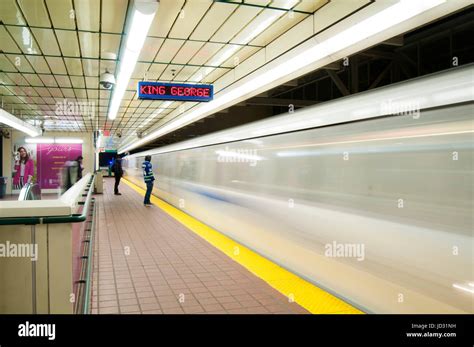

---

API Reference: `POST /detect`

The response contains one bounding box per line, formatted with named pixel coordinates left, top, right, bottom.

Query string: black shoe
left=114, top=192, right=122, bottom=195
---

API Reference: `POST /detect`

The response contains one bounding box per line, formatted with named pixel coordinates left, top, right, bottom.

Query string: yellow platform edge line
left=122, top=178, right=363, bottom=314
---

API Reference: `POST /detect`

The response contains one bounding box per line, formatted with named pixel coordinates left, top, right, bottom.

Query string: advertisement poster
left=11, top=143, right=37, bottom=192
left=36, top=143, right=82, bottom=189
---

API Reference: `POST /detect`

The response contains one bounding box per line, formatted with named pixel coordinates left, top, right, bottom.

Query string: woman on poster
left=13, top=146, right=35, bottom=190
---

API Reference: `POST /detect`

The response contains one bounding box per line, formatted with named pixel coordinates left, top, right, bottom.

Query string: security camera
left=100, top=72, right=115, bottom=90
left=0, top=129, right=10, bottom=138
left=116, top=130, right=122, bottom=138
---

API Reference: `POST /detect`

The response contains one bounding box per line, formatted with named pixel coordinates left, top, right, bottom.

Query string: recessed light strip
left=0, top=108, right=42, bottom=137
left=25, top=138, right=84, bottom=144
left=108, top=0, right=159, bottom=121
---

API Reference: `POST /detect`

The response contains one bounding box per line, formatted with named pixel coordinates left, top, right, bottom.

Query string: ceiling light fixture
left=25, top=137, right=84, bottom=144
left=107, top=0, right=159, bottom=120
left=25, top=138, right=54, bottom=144
left=0, top=108, right=42, bottom=137
left=55, top=138, right=84, bottom=144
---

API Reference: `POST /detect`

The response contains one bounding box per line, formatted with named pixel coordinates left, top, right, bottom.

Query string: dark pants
left=114, top=175, right=121, bottom=194
left=144, top=180, right=153, bottom=204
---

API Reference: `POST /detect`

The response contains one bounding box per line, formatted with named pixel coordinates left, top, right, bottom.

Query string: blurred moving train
left=123, top=64, right=473, bottom=313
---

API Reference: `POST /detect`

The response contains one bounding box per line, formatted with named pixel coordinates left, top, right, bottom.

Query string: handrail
left=82, top=198, right=96, bottom=314
left=0, top=175, right=95, bottom=225
left=18, top=183, right=42, bottom=201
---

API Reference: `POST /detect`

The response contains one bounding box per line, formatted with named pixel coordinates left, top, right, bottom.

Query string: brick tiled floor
left=91, top=177, right=308, bottom=314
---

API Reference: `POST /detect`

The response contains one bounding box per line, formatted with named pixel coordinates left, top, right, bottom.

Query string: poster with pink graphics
left=37, top=143, right=82, bottom=189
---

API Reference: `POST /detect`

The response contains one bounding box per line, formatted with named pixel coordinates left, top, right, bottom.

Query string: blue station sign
left=137, top=81, right=213, bottom=102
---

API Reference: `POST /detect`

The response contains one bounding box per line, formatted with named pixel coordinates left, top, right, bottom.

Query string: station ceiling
left=0, top=0, right=377, bottom=145
left=1, top=0, right=470, bottom=151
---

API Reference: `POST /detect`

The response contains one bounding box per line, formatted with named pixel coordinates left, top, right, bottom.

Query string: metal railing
left=0, top=175, right=97, bottom=314
left=75, top=196, right=96, bottom=314
left=0, top=176, right=95, bottom=225
left=18, top=183, right=42, bottom=201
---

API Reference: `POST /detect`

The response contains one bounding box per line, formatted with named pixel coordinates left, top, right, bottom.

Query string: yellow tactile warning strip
left=122, top=178, right=363, bottom=314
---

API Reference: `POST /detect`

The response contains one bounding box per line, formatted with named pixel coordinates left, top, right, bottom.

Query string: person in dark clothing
left=142, top=155, right=155, bottom=206
left=76, top=156, right=84, bottom=180
left=112, top=154, right=123, bottom=195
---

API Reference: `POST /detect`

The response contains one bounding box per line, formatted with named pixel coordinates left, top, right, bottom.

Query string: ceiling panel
left=79, top=32, right=100, bottom=58
left=127, top=100, right=142, bottom=108
left=175, top=65, right=200, bottom=81
left=85, top=76, right=98, bottom=89
left=6, top=26, right=41, bottom=54
left=19, top=86, right=38, bottom=97
left=20, top=97, right=41, bottom=106
left=231, top=8, right=284, bottom=44
left=31, top=28, right=61, bottom=55
left=17, top=0, right=51, bottom=27
left=82, top=57, right=99, bottom=76
left=6, top=72, right=29, bottom=86
left=138, top=37, right=164, bottom=62
left=243, top=0, right=271, bottom=5
left=188, top=42, right=224, bottom=65
left=221, top=46, right=261, bottom=68
left=99, top=90, right=110, bottom=100
left=45, top=56, right=68, bottom=74
left=147, top=63, right=167, bottom=80
left=159, top=64, right=185, bottom=81
left=55, top=75, right=72, bottom=88
left=100, top=33, right=121, bottom=58
left=55, top=30, right=80, bottom=57
left=123, top=91, right=135, bottom=100
left=0, top=27, right=21, bottom=53
left=127, top=78, right=140, bottom=91
left=172, top=40, right=205, bottom=65
left=25, top=55, right=51, bottom=73
left=62, top=88, right=76, bottom=98
left=63, top=57, right=83, bottom=75
left=168, top=0, right=212, bottom=39
left=190, top=2, right=237, bottom=41
left=0, top=55, right=16, bottom=72
left=211, top=6, right=260, bottom=43
left=48, top=88, right=63, bottom=98
left=132, top=62, right=150, bottom=79
left=34, top=87, right=52, bottom=98
left=101, top=0, right=128, bottom=33
left=74, top=89, right=87, bottom=99
left=0, top=0, right=26, bottom=25
left=294, top=0, right=328, bottom=13
left=249, top=12, right=307, bottom=46
left=39, top=74, right=58, bottom=87
left=45, top=0, right=75, bottom=29
left=201, top=67, right=227, bottom=83
left=4, top=54, right=34, bottom=73
left=148, top=0, right=185, bottom=37
left=155, top=39, right=185, bottom=64
left=70, top=76, right=85, bottom=88
left=74, top=0, right=100, bottom=32
left=87, top=89, right=99, bottom=99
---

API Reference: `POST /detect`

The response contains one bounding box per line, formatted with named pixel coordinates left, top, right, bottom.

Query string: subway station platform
left=90, top=177, right=358, bottom=315
left=91, top=177, right=306, bottom=314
